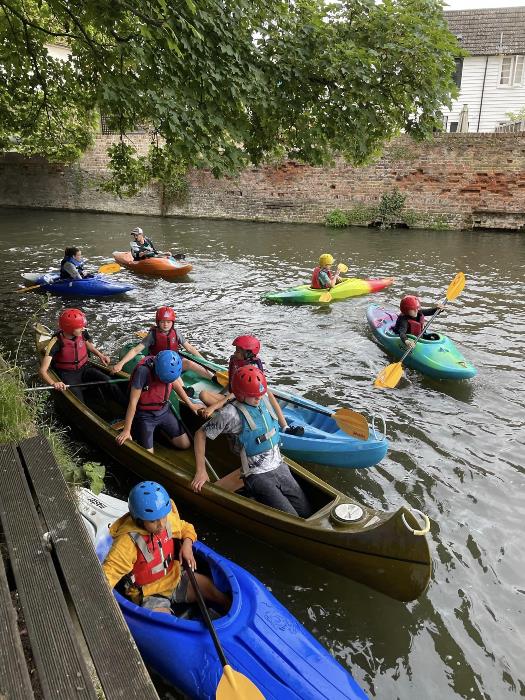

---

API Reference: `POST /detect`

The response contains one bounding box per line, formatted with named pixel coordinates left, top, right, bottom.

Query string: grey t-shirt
left=142, top=328, right=186, bottom=351
left=203, top=403, right=282, bottom=476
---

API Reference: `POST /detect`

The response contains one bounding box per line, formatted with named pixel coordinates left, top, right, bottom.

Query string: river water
left=0, top=207, right=523, bottom=700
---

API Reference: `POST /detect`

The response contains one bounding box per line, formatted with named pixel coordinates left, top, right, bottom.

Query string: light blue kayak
left=367, top=304, right=477, bottom=381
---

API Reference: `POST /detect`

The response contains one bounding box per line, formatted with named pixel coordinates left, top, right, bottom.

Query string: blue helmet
left=128, top=481, right=171, bottom=521
left=155, top=350, right=182, bottom=383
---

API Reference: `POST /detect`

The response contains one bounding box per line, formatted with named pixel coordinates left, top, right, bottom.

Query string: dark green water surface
left=1, top=208, right=523, bottom=700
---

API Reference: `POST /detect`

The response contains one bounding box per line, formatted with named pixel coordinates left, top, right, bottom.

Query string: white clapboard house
left=443, top=7, right=525, bottom=132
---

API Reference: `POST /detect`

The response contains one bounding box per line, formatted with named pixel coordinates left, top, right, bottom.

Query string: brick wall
left=1, top=132, right=525, bottom=230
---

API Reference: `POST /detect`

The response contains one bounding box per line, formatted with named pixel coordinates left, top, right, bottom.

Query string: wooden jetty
left=0, top=433, right=159, bottom=700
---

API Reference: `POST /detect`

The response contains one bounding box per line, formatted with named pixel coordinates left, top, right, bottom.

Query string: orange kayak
left=112, top=252, right=192, bottom=279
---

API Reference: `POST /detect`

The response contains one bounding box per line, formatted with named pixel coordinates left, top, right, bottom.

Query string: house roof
left=445, top=7, right=525, bottom=55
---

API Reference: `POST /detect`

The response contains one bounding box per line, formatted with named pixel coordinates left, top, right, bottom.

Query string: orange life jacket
left=129, top=524, right=175, bottom=586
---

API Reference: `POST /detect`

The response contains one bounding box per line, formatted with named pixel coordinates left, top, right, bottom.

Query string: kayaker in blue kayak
left=115, top=350, right=199, bottom=452
left=39, top=308, right=124, bottom=403
left=394, top=295, right=444, bottom=348
left=311, top=253, right=343, bottom=289
left=60, top=247, right=94, bottom=280
left=111, top=306, right=213, bottom=383
left=197, top=334, right=303, bottom=435
left=130, top=227, right=185, bottom=261
left=191, top=365, right=312, bottom=517
left=102, top=481, right=230, bottom=614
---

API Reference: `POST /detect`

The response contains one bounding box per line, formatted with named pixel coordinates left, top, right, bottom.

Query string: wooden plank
left=19, top=434, right=159, bottom=700
left=0, top=552, right=35, bottom=700
left=0, top=444, right=96, bottom=700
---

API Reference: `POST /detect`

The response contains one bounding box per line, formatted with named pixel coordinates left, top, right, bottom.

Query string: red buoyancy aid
left=129, top=524, right=175, bottom=586
left=149, top=327, right=179, bottom=356
left=311, top=267, right=334, bottom=289
left=52, top=332, right=89, bottom=371
left=405, top=312, right=426, bottom=336
left=228, top=355, right=264, bottom=390
left=132, top=356, right=172, bottom=411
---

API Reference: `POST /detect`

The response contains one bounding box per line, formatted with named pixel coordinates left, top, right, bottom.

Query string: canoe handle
left=402, top=509, right=430, bottom=536
left=371, top=413, right=387, bottom=441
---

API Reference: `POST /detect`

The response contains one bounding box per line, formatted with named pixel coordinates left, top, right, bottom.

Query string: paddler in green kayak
left=191, top=365, right=312, bottom=517
left=311, top=253, right=343, bottom=289
left=394, top=295, right=445, bottom=348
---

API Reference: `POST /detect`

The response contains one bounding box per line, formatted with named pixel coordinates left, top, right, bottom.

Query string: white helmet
left=131, top=226, right=144, bottom=236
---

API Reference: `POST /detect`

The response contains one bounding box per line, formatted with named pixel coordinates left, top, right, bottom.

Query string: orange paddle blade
left=332, top=408, right=369, bottom=440
left=98, top=262, right=121, bottom=273
left=215, top=370, right=229, bottom=388
left=446, top=271, right=465, bottom=301
left=217, top=665, right=265, bottom=700
left=136, top=331, right=148, bottom=339
left=374, top=362, right=404, bottom=389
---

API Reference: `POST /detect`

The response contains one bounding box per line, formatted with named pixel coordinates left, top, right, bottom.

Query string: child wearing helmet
left=111, top=306, right=213, bottom=382
left=394, top=296, right=444, bottom=348
left=197, top=335, right=303, bottom=436
left=191, top=366, right=312, bottom=518
left=116, top=350, right=199, bottom=452
left=59, top=247, right=93, bottom=280
left=39, top=309, right=119, bottom=402
left=103, top=481, right=229, bottom=614
left=311, top=253, right=342, bottom=290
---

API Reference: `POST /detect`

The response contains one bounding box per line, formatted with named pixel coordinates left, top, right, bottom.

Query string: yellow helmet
left=319, top=253, right=334, bottom=267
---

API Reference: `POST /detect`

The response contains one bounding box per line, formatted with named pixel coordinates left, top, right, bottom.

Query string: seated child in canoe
left=111, top=306, right=215, bottom=384
left=130, top=227, right=185, bottom=261
left=310, top=253, right=343, bottom=290
left=191, top=365, right=312, bottom=518
left=102, top=481, right=229, bottom=614
left=60, top=247, right=93, bottom=280
left=115, top=350, right=199, bottom=453
left=394, top=295, right=445, bottom=348
left=197, top=335, right=303, bottom=436
left=39, top=309, right=124, bottom=403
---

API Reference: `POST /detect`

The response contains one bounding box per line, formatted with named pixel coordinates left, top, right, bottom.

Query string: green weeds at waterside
left=0, top=354, right=105, bottom=494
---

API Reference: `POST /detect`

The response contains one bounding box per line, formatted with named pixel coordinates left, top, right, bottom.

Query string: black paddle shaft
left=183, top=562, right=229, bottom=668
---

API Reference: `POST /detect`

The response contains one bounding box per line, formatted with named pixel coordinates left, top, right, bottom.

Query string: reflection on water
left=1, top=208, right=524, bottom=699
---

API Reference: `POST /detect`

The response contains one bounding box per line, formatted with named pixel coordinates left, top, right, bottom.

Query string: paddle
left=16, top=284, right=43, bottom=294
left=182, top=354, right=370, bottom=441
left=98, top=262, right=122, bottom=273
left=183, top=562, right=265, bottom=700
left=318, top=263, right=349, bottom=303
left=374, top=272, right=466, bottom=389
left=24, top=378, right=129, bottom=392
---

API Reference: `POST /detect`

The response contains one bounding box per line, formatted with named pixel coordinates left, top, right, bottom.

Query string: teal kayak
left=366, top=304, right=477, bottom=381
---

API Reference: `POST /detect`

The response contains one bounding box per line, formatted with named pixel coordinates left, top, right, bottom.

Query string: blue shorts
left=132, top=406, right=184, bottom=450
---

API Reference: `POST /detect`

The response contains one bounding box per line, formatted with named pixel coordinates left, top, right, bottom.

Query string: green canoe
left=35, top=323, right=432, bottom=602
left=263, top=276, right=394, bottom=304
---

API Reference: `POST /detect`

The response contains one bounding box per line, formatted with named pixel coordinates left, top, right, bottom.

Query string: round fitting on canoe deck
left=330, top=503, right=364, bottom=525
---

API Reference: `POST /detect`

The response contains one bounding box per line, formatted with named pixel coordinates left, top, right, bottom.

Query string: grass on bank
left=0, top=354, right=105, bottom=494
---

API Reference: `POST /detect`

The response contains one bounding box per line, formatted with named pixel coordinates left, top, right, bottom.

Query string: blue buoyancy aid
left=233, top=397, right=280, bottom=461
left=60, top=256, right=85, bottom=280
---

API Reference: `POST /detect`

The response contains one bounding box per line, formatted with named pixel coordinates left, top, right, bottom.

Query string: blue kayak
left=21, top=272, right=134, bottom=297
left=79, top=489, right=367, bottom=700
left=367, top=304, right=477, bottom=381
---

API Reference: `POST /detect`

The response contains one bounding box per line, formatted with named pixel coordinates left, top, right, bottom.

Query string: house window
left=499, top=55, right=525, bottom=86
left=449, top=122, right=458, bottom=133
left=453, top=58, right=463, bottom=89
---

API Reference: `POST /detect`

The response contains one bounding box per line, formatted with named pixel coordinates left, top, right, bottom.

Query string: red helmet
left=230, top=365, right=267, bottom=401
left=59, top=309, right=87, bottom=334
left=232, top=335, right=260, bottom=356
left=400, top=295, right=420, bottom=315
left=156, top=306, right=176, bottom=323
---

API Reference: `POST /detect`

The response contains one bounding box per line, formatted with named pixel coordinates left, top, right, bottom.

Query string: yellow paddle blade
left=332, top=408, right=369, bottom=440
left=374, top=362, right=404, bottom=389
left=98, top=262, right=121, bottom=273
left=217, top=665, right=265, bottom=700
left=318, top=291, right=332, bottom=303
left=337, top=263, right=348, bottom=273
left=216, top=370, right=229, bottom=388
left=446, top=271, right=465, bottom=301
left=136, top=331, right=148, bottom=339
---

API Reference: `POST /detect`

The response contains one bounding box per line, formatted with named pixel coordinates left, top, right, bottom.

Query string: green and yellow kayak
left=263, top=277, right=394, bottom=304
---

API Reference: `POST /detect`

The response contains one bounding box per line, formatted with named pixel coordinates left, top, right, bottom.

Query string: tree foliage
left=0, top=0, right=460, bottom=193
